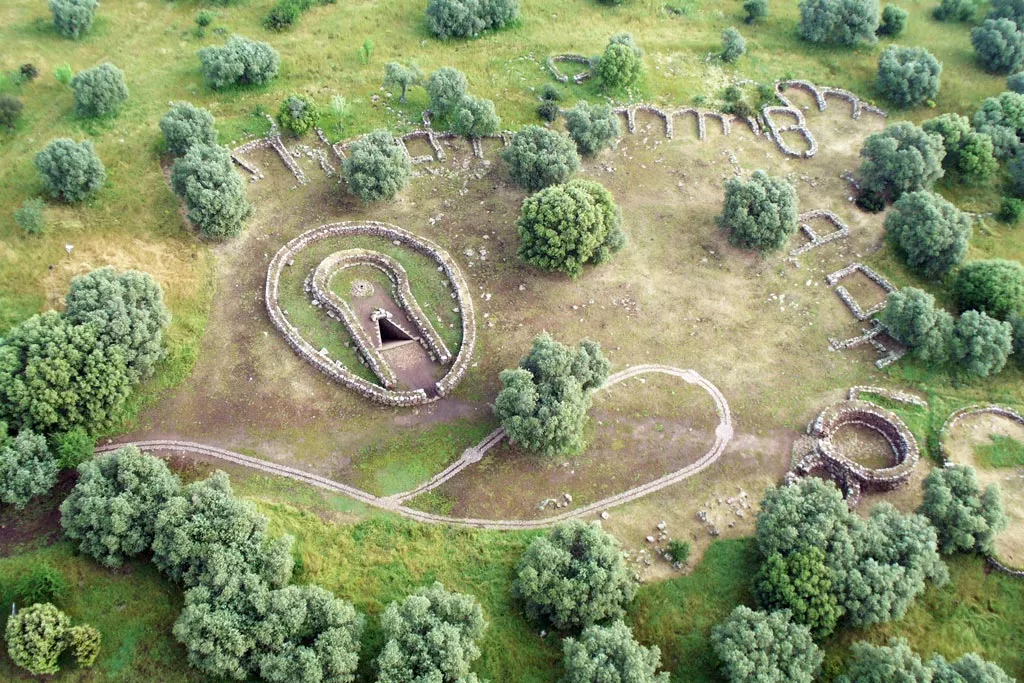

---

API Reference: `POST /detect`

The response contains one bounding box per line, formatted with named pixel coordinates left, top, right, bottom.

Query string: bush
left=160, top=102, right=218, bottom=156
left=503, top=125, right=580, bottom=191
left=262, top=0, right=302, bottom=31
left=1009, top=71, right=1024, bottom=92
left=276, top=94, right=319, bottom=136
left=721, top=27, right=747, bottom=62
left=376, top=582, right=486, bottom=683
left=666, top=539, right=691, bottom=565
left=562, top=620, right=670, bottom=683
left=13, top=198, right=45, bottom=235
left=920, top=464, right=1007, bottom=555
left=537, top=101, right=560, bottom=122
left=539, top=83, right=562, bottom=101
left=838, top=639, right=930, bottom=683
left=879, top=288, right=954, bottom=363
left=53, top=428, right=94, bottom=469
left=998, top=196, right=1024, bottom=223
left=799, top=0, right=879, bottom=46
left=744, top=0, right=768, bottom=23
left=596, top=33, right=643, bottom=90
left=71, top=63, right=128, bottom=118
left=711, top=607, right=822, bottom=683
left=884, top=190, right=971, bottom=279
left=718, top=170, right=799, bottom=252
left=383, top=61, right=422, bottom=103
left=972, top=19, right=1024, bottom=74
left=877, top=4, right=907, bottom=35
left=50, top=0, right=97, bottom=39
left=171, top=144, right=252, bottom=238
left=0, top=94, right=23, bottom=129
left=54, top=63, right=74, bottom=87
left=5, top=603, right=71, bottom=675
left=989, top=0, right=1024, bottom=26
left=67, top=625, right=101, bottom=669
left=451, top=95, right=501, bottom=137
left=973, top=91, right=1024, bottom=160
left=934, top=0, right=976, bottom=21
left=952, top=309, right=1013, bottom=377
left=198, top=35, right=280, bottom=90
left=20, top=64, right=39, bottom=81
left=15, top=566, right=69, bottom=606
left=494, top=334, right=610, bottom=457
left=342, top=129, right=413, bottom=202
left=60, top=446, right=181, bottom=567
left=857, top=122, right=945, bottom=202
left=195, top=9, right=214, bottom=27
left=564, top=101, right=620, bottom=155
left=515, top=520, right=636, bottom=631
left=35, top=138, right=105, bottom=203
left=425, top=0, right=519, bottom=39
left=0, top=428, right=59, bottom=509
left=426, top=67, right=469, bottom=116
left=954, top=259, right=1024, bottom=319
left=516, top=179, right=624, bottom=278
left=876, top=46, right=941, bottom=107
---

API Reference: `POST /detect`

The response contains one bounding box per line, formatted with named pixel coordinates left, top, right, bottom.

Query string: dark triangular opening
left=378, top=316, right=414, bottom=349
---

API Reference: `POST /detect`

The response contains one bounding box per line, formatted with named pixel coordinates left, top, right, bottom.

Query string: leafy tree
left=879, top=288, right=954, bottom=364
left=71, top=63, right=128, bottom=118
left=934, top=0, right=976, bottom=21
left=973, top=91, right=1024, bottom=159
left=5, top=603, right=70, bottom=675
left=342, top=129, right=413, bottom=202
left=160, top=102, right=218, bottom=156
left=15, top=565, right=69, bottom=606
left=972, top=19, right=1024, bottom=74
left=426, top=67, right=469, bottom=117
left=64, top=266, right=171, bottom=382
left=376, top=582, right=486, bottom=683
left=13, top=198, right=45, bottom=235
left=425, top=0, right=519, bottom=39
left=953, top=259, right=1024, bottom=319
left=710, top=606, right=822, bottom=683
left=67, top=625, right=101, bottom=668
left=34, top=138, right=106, bottom=203
left=516, top=179, right=624, bottom=278
left=756, top=546, right=841, bottom=638
left=276, top=94, right=319, bottom=136
left=721, top=27, right=747, bottom=62
left=514, top=520, right=636, bottom=631
left=596, top=33, right=643, bottom=90
left=60, top=446, right=181, bottom=567
left=0, top=428, right=58, bottom=509
left=799, top=0, right=879, bottom=46
left=1008, top=71, right=1024, bottom=93
left=877, top=4, right=907, bottom=35
left=171, top=143, right=252, bottom=238
left=884, top=191, right=971, bottom=279
left=919, top=464, right=1007, bottom=554
left=857, top=122, right=945, bottom=202
left=952, top=310, right=1013, bottom=377
left=451, top=95, right=501, bottom=138
left=503, top=125, right=580, bottom=191
left=838, top=639, right=931, bottom=683
left=564, top=101, right=620, bottom=155
left=383, top=61, right=422, bottom=103
left=561, top=620, right=670, bottom=683
left=152, top=470, right=294, bottom=589
left=718, top=170, right=799, bottom=252
left=199, top=35, right=280, bottom=90
left=988, top=0, right=1024, bottom=27
left=998, top=196, right=1024, bottom=223
left=49, top=0, right=97, bottom=39
left=744, top=0, right=768, bottom=23
left=929, top=653, right=1016, bottom=683
left=877, top=46, right=941, bottom=107
left=0, top=94, right=23, bottom=129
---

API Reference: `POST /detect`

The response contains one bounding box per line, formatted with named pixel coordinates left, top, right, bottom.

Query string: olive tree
left=972, top=19, right=1024, bottom=74
left=952, top=310, right=1013, bottom=377
left=451, top=95, right=501, bottom=138
left=756, top=545, right=841, bottom=638
left=838, top=639, right=931, bottom=683
left=718, top=170, right=798, bottom=252
left=342, top=129, right=413, bottom=202
left=596, top=33, right=643, bottom=90
left=973, top=91, right=1024, bottom=159
left=564, top=101, right=620, bottom=155
left=276, top=94, right=319, bottom=136
left=934, top=0, right=976, bottom=21
left=877, top=46, right=941, bottom=107
left=199, top=35, right=280, bottom=90
left=711, top=607, right=822, bottom=683
left=383, top=61, right=422, bottom=103
left=744, top=0, right=768, bottom=23
left=516, top=179, right=624, bottom=278
left=561, top=620, right=670, bottom=683
left=160, top=102, right=218, bottom=156
left=171, top=144, right=252, bottom=238
left=60, top=446, right=181, bottom=567
left=877, top=4, right=908, bottom=35
left=922, top=113, right=997, bottom=181
left=879, top=288, right=954, bottom=364
left=920, top=464, right=1007, bottom=554
left=34, top=138, right=106, bottom=203
left=0, top=428, right=58, bottom=510
left=426, top=67, right=469, bottom=117
left=857, top=122, right=945, bottom=202
left=799, top=0, right=880, bottom=46
left=721, top=27, right=747, bottom=63
left=514, top=520, right=636, bottom=631
left=71, top=63, right=128, bottom=118
left=50, top=0, right=97, bottom=39
left=503, top=125, right=580, bottom=190
left=929, top=653, right=1016, bottom=683
left=5, top=603, right=71, bottom=675
left=425, top=0, right=519, bottom=39
left=1009, top=72, right=1024, bottom=93
left=989, top=0, right=1024, bottom=25
left=953, top=259, right=1024, bottom=319
left=884, top=191, right=971, bottom=279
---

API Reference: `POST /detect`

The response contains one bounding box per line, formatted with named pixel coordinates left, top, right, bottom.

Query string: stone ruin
left=826, top=262, right=896, bottom=321
left=790, top=209, right=850, bottom=257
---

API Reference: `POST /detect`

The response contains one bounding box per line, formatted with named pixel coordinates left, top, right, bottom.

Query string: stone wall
left=791, top=209, right=850, bottom=256
left=826, top=262, right=896, bottom=321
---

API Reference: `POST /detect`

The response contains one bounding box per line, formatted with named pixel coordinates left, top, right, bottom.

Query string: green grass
left=975, top=434, right=1024, bottom=468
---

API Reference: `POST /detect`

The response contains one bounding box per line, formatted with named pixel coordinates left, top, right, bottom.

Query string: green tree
left=171, top=143, right=252, bottom=238
left=5, top=603, right=71, bottom=675
left=0, top=428, right=59, bottom=509
left=514, top=520, right=636, bottom=631
left=877, top=4, right=908, bottom=35
left=276, top=94, right=319, bottom=136
left=919, top=464, right=1007, bottom=554
left=718, top=170, right=799, bottom=252
left=49, top=0, right=97, bottom=39
left=564, top=101, right=621, bottom=155
left=934, top=0, right=976, bottom=21
left=879, top=288, right=954, bottom=364
left=160, top=102, right=218, bottom=156
left=799, top=0, right=879, bottom=46
left=756, top=546, right=841, bottom=638
left=744, top=0, right=768, bottom=23
left=425, top=0, right=519, bottom=39
left=198, top=35, right=280, bottom=90
left=561, top=620, right=670, bottom=683
left=503, top=125, right=580, bottom=191
left=1009, top=71, right=1024, bottom=93
left=952, top=310, right=1013, bottom=377
left=884, top=191, right=971, bottom=279
left=383, top=61, right=423, bottom=103
left=67, top=625, right=101, bottom=668
left=710, top=606, right=822, bottom=683
left=71, top=63, right=128, bottom=118
left=15, top=565, right=69, bottom=606
left=838, top=639, right=931, bottom=683
left=54, top=428, right=94, bottom=469
left=953, top=259, right=1024, bottom=319
left=929, top=653, right=1016, bottom=683
left=377, top=582, right=486, bottom=683
left=989, top=0, right=1024, bottom=25
left=426, top=67, right=469, bottom=117
left=596, top=33, right=643, bottom=90
left=13, top=198, right=45, bottom=235
left=973, top=91, right=1024, bottom=159
left=721, top=27, right=747, bottom=62
left=342, top=129, right=413, bottom=202
left=61, top=446, right=181, bottom=567
left=972, top=19, right=1024, bottom=74
left=857, top=122, right=945, bottom=202
left=34, top=138, right=106, bottom=203
left=451, top=95, right=501, bottom=138
left=877, top=46, right=941, bottom=107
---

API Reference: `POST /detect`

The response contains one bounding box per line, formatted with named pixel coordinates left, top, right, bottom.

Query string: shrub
left=718, top=170, right=799, bottom=252
left=1010, top=71, right=1024, bottom=93
left=954, top=259, right=1024, bottom=319
left=35, top=138, right=105, bottom=203
left=952, top=309, right=1013, bottom=377
left=53, top=428, right=94, bottom=469
left=426, top=67, right=469, bottom=117
left=744, top=0, right=768, bottom=23
left=383, top=61, right=423, bottom=103
left=503, top=125, right=580, bottom=191
left=262, top=0, right=302, bottom=31
left=562, top=620, right=670, bottom=683
left=5, top=603, right=71, bottom=675
left=756, top=545, right=841, bottom=638
left=876, top=46, right=941, bottom=107
left=20, top=64, right=39, bottom=81
left=67, top=625, right=101, bottom=668
left=799, top=0, right=879, bottom=46
left=539, top=83, right=562, bottom=101
left=596, top=33, right=643, bottom=90
left=537, top=101, right=560, bottom=121
left=972, top=19, right=1024, bottom=74
left=0, top=428, right=59, bottom=509
left=160, top=102, right=217, bottom=156
left=50, top=0, right=97, bottom=39
left=276, top=94, right=319, bottom=136
left=564, top=101, right=620, bottom=155
left=989, top=0, right=1024, bottom=26
left=666, top=539, right=691, bottom=565
left=934, top=0, right=976, bottom=21
left=451, top=95, right=501, bottom=137
left=515, top=520, right=636, bottom=631
left=880, top=288, right=954, bottom=363
left=71, top=63, right=128, bottom=118
left=495, top=334, right=611, bottom=457
left=199, top=35, right=280, bottom=90
left=877, top=4, right=907, bottom=35
left=711, top=607, right=822, bottom=683
left=61, top=446, right=181, bottom=567
left=516, top=179, right=624, bottom=278
left=425, top=0, right=519, bottom=39
left=0, top=94, right=23, bottom=129
left=195, top=9, right=215, bottom=27
left=920, top=464, right=1007, bottom=555
left=171, top=144, right=252, bottom=238
left=13, top=198, right=45, bottom=235
left=929, top=653, right=1016, bottom=682
left=54, top=63, right=74, bottom=87
left=998, top=196, right=1024, bottom=223
left=342, top=129, right=413, bottom=202
left=857, top=122, right=945, bottom=202
left=721, top=27, right=747, bottom=62
left=15, top=565, right=69, bottom=606
left=884, top=190, right=971, bottom=279
left=838, top=639, right=930, bottom=683
left=376, top=582, right=486, bottom=683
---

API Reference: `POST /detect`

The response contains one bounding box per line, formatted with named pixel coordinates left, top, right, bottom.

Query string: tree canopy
left=0, top=427, right=58, bottom=510
left=503, top=125, right=581, bottom=191
left=953, top=259, right=1024, bottom=319
left=922, top=113, right=998, bottom=181
left=919, top=464, right=1007, bottom=554
left=857, top=122, right=945, bottom=202
left=885, top=190, right=971, bottom=279
left=276, top=94, right=319, bottom=136
left=383, top=61, right=422, bottom=103
left=879, top=288, right=954, bottom=364
left=425, top=0, right=519, bottom=39
left=426, top=67, right=469, bottom=117
left=972, top=18, right=1024, bottom=74
left=596, top=33, right=643, bottom=90
left=561, top=620, right=671, bottom=683
left=711, top=606, right=823, bottom=683
left=198, top=35, right=280, bottom=90
left=718, top=170, right=799, bottom=252
left=171, top=143, right=252, bottom=238
left=34, top=138, right=106, bottom=203
left=973, top=91, right=1024, bottom=159
left=50, top=0, right=97, bottom=39
left=160, top=102, right=218, bottom=156
left=952, top=309, right=1014, bottom=377
left=877, top=46, right=941, bottom=107
left=342, top=130, right=413, bottom=202
left=5, top=603, right=72, bottom=675
left=799, top=0, right=879, bottom=46
left=838, top=639, right=932, bottom=683
left=71, top=63, right=128, bottom=118
left=564, top=101, right=620, bottom=155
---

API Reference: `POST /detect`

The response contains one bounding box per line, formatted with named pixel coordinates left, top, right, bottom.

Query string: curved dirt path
left=98, top=365, right=733, bottom=530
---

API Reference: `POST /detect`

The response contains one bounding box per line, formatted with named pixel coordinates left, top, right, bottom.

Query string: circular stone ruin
left=265, top=221, right=476, bottom=407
